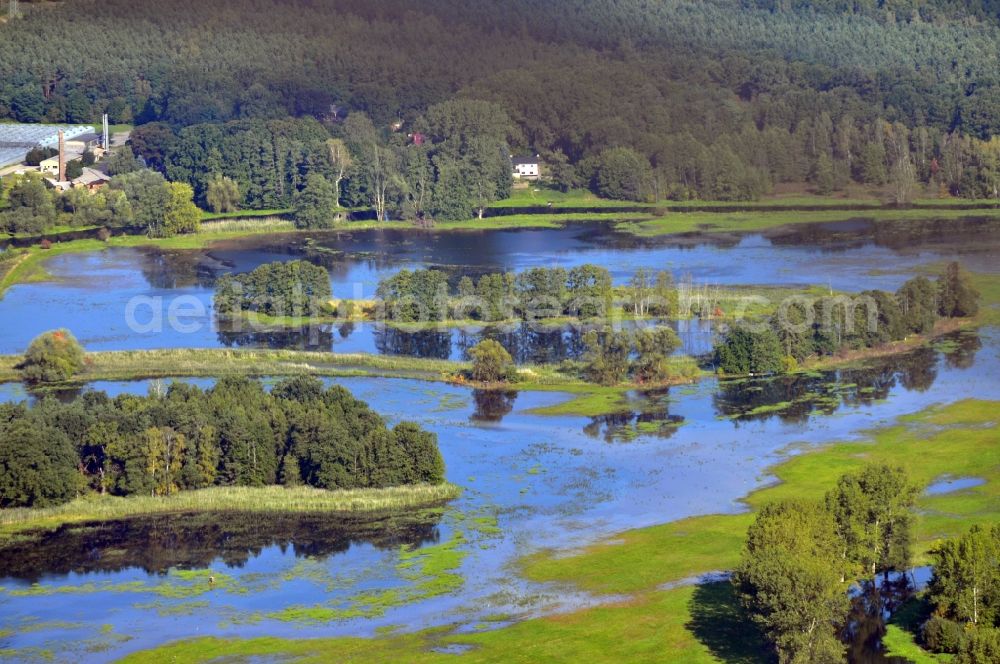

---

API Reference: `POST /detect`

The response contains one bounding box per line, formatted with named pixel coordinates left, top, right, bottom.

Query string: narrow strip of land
left=0, top=484, right=461, bottom=543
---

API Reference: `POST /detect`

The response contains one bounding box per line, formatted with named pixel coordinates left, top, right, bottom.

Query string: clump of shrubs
left=468, top=339, right=518, bottom=383
left=922, top=616, right=964, bottom=654
left=17, top=329, right=85, bottom=384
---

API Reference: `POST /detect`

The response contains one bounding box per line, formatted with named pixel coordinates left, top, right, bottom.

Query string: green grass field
left=0, top=348, right=705, bottom=418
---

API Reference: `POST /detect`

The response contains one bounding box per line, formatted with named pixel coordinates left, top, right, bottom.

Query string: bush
left=18, top=329, right=85, bottom=384
left=582, top=328, right=631, bottom=385
left=923, top=616, right=965, bottom=654
left=469, top=339, right=515, bottom=383
left=714, top=325, right=785, bottom=375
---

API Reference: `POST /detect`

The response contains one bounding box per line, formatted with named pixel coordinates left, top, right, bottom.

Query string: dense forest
left=1, top=0, right=999, bottom=214
left=0, top=376, right=445, bottom=508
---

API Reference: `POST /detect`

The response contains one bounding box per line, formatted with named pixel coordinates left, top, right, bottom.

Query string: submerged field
left=117, top=397, right=999, bottom=663
left=0, top=323, right=995, bottom=661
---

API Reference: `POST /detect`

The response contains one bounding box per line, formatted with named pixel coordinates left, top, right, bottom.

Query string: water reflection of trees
left=842, top=574, right=916, bottom=664
left=941, top=330, right=982, bottom=370
left=375, top=326, right=453, bottom=359
left=374, top=324, right=602, bottom=363
left=217, top=324, right=335, bottom=351
left=584, top=389, right=684, bottom=443
left=139, top=249, right=219, bottom=289
left=470, top=389, right=518, bottom=422
left=457, top=326, right=589, bottom=365
left=768, top=217, right=1000, bottom=255
left=0, top=510, right=443, bottom=581
left=712, top=338, right=971, bottom=424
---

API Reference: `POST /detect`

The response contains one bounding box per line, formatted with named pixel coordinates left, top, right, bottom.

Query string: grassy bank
left=0, top=483, right=461, bottom=540
left=0, top=348, right=467, bottom=385
left=0, top=348, right=708, bottom=418
left=0, top=223, right=302, bottom=296
left=522, top=398, right=1000, bottom=593
left=618, top=206, right=1000, bottom=237
left=492, top=186, right=999, bottom=211
left=121, top=398, right=995, bottom=663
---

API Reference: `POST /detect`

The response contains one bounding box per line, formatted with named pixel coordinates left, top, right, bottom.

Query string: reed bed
left=0, top=483, right=462, bottom=531
left=199, top=217, right=296, bottom=233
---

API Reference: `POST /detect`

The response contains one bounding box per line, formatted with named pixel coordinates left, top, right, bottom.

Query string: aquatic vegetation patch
left=398, top=531, right=468, bottom=600
left=0, top=647, right=56, bottom=662
left=133, top=600, right=212, bottom=617
left=243, top=529, right=472, bottom=626
left=3, top=569, right=242, bottom=600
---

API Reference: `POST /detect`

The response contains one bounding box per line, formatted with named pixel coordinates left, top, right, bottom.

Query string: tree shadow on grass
left=687, top=581, right=774, bottom=664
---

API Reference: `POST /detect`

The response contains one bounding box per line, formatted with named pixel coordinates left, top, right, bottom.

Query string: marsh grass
left=523, top=398, right=1000, bottom=596
left=198, top=217, right=295, bottom=233
left=0, top=484, right=462, bottom=534
left=200, top=208, right=293, bottom=221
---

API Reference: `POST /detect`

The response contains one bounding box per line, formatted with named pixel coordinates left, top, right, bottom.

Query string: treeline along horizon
left=1, top=0, right=998, bottom=210
left=0, top=376, right=446, bottom=508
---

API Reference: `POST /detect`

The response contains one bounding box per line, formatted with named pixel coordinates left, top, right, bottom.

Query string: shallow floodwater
left=2, top=217, right=1000, bottom=659
left=1, top=217, right=999, bottom=356
left=1, top=328, right=998, bottom=660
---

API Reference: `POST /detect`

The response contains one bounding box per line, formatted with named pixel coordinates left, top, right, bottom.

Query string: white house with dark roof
left=511, top=154, right=541, bottom=180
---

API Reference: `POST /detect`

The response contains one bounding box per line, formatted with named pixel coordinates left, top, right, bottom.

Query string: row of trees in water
left=737, top=463, right=1000, bottom=662
left=0, top=374, right=444, bottom=508
left=205, top=259, right=978, bottom=384
left=214, top=260, right=332, bottom=319
left=376, top=265, right=618, bottom=323
left=713, top=262, right=980, bottom=374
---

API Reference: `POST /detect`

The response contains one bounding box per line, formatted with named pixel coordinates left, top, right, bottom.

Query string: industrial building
left=0, top=123, right=96, bottom=169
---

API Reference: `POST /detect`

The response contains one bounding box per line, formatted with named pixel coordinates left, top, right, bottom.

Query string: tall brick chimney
left=57, top=129, right=66, bottom=182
